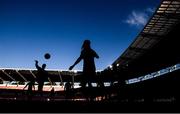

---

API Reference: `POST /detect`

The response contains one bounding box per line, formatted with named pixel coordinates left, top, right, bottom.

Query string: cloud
left=146, top=7, right=156, bottom=13
left=125, top=7, right=155, bottom=27
left=125, top=11, right=148, bottom=27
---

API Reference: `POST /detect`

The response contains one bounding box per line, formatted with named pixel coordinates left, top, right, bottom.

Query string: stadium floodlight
left=116, top=64, right=119, bottom=67
left=109, top=65, right=113, bottom=70
left=73, top=70, right=78, bottom=73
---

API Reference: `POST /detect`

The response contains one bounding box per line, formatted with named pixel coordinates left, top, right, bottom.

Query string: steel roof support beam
left=140, top=32, right=164, bottom=39
left=156, top=13, right=180, bottom=19
left=16, top=70, right=27, bottom=82
left=120, top=56, right=135, bottom=61
left=0, top=77, right=4, bottom=82
left=58, top=71, right=64, bottom=86
left=72, top=75, right=75, bottom=88
left=1, top=70, right=15, bottom=81
left=129, top=47, right=148, bottom=52
left=48, top=77, right=53, bottom=87
left=29, top=70, right=37, bottom=79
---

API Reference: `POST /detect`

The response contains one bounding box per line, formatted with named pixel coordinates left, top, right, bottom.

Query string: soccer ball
left=44, top=53, right=51, bottom=59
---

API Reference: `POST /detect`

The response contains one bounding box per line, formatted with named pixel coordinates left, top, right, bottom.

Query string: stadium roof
left=111, top=0, right=180, bottom=79
left=113, top=0, right=180, bottom=67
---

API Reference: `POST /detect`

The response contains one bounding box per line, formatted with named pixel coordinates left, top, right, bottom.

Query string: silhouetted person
left=64, top=81, right=73, bottom=99
left=69, top=40, right=99, bottom=88
left=23, top=79, right=35, bottom=100
left=97, top=80, right=106, bottom=100
left=35, top=60, right=48, bottom=95
left=50, top=87, right=55, bottom=100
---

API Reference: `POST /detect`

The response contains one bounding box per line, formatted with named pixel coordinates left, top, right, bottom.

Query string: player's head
left=82, top=40, right=91, bottom=49
left=42, top=64, right=46, bottom=69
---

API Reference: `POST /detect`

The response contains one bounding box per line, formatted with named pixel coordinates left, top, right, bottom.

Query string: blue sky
left=0, top=0, right=161, bottom=70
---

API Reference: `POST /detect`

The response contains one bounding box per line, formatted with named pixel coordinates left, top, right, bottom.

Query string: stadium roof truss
left=112, top=0, right=180, bottom=68
left=0, top=68, right=82, bottom=82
